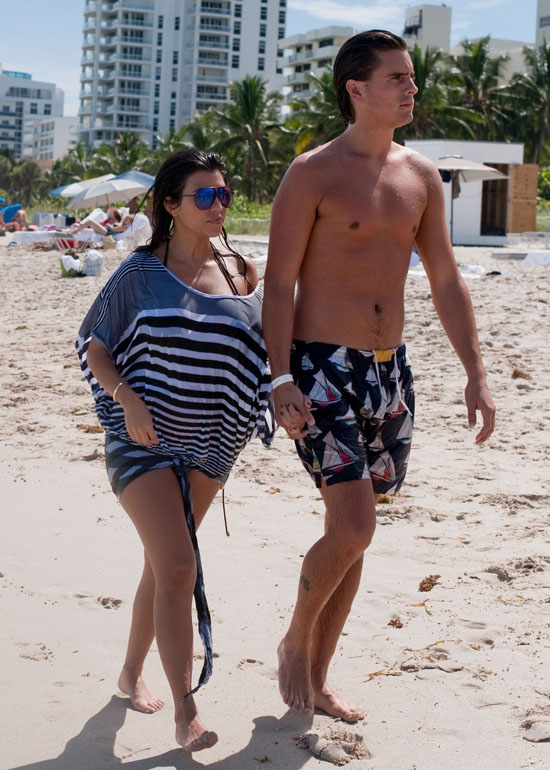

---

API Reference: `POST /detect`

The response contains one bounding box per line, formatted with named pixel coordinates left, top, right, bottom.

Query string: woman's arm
left=86, top=337, right=159, bottom=446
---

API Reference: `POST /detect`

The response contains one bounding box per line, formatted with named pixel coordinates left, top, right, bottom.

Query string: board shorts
left=290, top=340, right=415, bottom=495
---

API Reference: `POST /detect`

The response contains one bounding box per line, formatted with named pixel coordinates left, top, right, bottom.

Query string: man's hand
left=465, top=379, right=495, bottom=444
left=273, top=381, right=315, bottom=439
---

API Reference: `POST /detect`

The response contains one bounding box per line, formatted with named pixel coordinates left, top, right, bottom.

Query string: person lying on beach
left=76, top=148, right=274, bottom=752
left=70, top=206, right=121, bottom=235
left=263, top=29, right=495, bottom=724
left=4, top=209, right=28, bottom=231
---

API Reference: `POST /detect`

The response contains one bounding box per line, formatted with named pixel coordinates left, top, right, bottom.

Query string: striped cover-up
left=76, top=248, right=274, bottom=696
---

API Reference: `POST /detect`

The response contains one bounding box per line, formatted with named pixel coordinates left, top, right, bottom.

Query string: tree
left=451, top=36, right=509, bottom=140
left=92, top=131, right=150, bottom=175
left=213, top=75, right=282, bottom=201
left=505, top=42, right=550, bottom=164
left=64, top=141, right=96, bottom=180
left=9, top=160, right=44, bottom=206
left=285, top=69, right=345, bottom=154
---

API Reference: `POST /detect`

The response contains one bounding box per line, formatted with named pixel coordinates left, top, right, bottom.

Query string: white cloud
left=288, top=0, right=406, bottom=31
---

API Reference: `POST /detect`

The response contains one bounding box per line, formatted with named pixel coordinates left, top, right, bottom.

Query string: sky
left=0, top=0, right=539, bottom=117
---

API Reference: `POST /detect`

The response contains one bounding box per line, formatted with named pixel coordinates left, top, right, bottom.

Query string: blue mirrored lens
left=218, top=187, right=233, bottom=208
left=194, top=188, right=216, bottom=209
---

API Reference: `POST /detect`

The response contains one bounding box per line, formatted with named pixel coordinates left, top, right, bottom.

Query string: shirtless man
left=262, top=30, right=495, bottom=723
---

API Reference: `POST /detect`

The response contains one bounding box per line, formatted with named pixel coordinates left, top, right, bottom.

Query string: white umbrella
left=50, top=173, right=116, bottom=198
left=436, top=155, right=508, bottom=243
left=67, top=177, right=151, bottom=210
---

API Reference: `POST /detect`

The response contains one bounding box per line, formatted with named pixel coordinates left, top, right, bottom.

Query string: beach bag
left=82, top=249, right=103, bottom=276
left=60, top=253, right=82, bottom=277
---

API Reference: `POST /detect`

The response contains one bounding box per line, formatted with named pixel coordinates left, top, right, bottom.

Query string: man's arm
left=414, top=162, right=495, bottom=443
left=263, top=155, right=318, bottom=437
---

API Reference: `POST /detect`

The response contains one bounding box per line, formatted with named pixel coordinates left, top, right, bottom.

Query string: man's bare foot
left=117, top=670, right=164, bottom=713
left=175, top=701, right=218, bottom=753
left=278, top=638, right=314, bottom=715
left=313, top=683, right=365, bottom=723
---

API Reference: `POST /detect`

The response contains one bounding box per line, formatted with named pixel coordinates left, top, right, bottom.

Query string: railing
left=199, top=22, right=230, bottom=32
left=197, top=39, right=229, bottom=49
left=196, top=75, right=228, bottom=83
left=200, top=4, right=231, bottom=15
left=198, top=57, right=229, bottom=66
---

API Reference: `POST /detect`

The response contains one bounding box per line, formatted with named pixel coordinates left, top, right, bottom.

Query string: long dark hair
left=333, top=30, right=408, bottom=124
left=137, top=148, right=244, bottom=271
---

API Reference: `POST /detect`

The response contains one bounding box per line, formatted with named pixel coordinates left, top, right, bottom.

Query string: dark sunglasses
left=180, top=186, right=233, bottom=210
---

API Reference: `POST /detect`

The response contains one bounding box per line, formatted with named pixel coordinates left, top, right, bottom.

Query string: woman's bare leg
left=118, top=553, right=165, bottom=712
left=119, top=466, right=220, bottom=751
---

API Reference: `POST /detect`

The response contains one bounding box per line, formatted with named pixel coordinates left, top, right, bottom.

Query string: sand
left=1, top=235, right=549, bottom=770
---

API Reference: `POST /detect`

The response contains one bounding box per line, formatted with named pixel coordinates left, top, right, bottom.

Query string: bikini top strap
left=211, top=244, right=240, bottom=296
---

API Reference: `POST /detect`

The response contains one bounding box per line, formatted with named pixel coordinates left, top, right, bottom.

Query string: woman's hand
left=117, top=386, right=160, bottom=447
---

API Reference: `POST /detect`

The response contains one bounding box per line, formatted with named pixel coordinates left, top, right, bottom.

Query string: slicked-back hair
left=333, top=29, right=408, bottom=124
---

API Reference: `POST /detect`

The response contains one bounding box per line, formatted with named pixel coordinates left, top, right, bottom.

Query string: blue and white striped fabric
left=76, top=248, right=274, bottom=482
left=76, top=248, right=275, bottom=697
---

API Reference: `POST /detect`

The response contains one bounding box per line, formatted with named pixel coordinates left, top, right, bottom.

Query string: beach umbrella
left=114, top=169, right=155, bottom=188
left=436, top=155, right=508, bottom=243
left=50, top=173, right=116, bottom=198
left=67, top=177, right=153, bottom=210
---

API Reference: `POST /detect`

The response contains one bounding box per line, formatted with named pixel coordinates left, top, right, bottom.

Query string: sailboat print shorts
left=290, top=340, right=415, bottom=495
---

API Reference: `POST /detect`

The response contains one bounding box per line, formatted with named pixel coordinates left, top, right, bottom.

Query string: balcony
left=200, top=3, right=231, bottom=16
left=119, top=0, right=155, bottom=10
left=117, top=50, right=151, bottom=61
left=119, top=17, right=154, bottom=28
left=114, top=33, right=153, bottom=45
left=197, top=56, right=228, bottom=66
left=196, top=74, right=228, bottom=84
left=196, top=38, right=230, bottom=50
left=199, top=22, right=230, bottom=33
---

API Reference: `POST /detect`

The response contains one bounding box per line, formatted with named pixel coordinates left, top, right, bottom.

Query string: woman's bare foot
left=175, top=699, right=218, bottom=753
left=313, top=682, right=365, bottom=722
left=118, top=669, right=164, bottom=713
left=278, top=638, right=314, bottom=715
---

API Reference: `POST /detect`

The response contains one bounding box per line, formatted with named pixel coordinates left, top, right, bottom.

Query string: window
left=319, top=38, right=334, bottom=47
left=44, top=103, right=51, bottom=115
left=158, top=15, right=163, bottom=28
left=156, top=49, right=162, bottom=62
left=171, top=91, right=176, bottom=99
left=257, top=57, right=265, bottom=71
left=234, top=3, right=241, bottom=17
left=172, top=67, right=178, bottom=81
left=154, top=83, right=160, bottom=97
left=541, top=15, right=550, bottom=27
left=170, top=102, right=176, bottom=116
left=259, top=23, right=266, bottom=37
left=170, top=118, right=175, bottom=129
left=153, top=117, right=159, bottom=131
left=233, top=38, right=240, bottom=51
left=278, top=10, right=285, bottom=24
left=278, top=26, right=285, bottom=39
left=154, top=100, right=159, bottom=114
left=258, top=40, right=266, bottom=54
left=155, top=66, right=161, bottom=79
left=157, top=32, right=162, bottom=45
left=234, top=20, right=241, bottom=34
left=232, top=54, right=240, bottom=68
left=30, top=102, right=37, bottom=114
left=173, top=51, right=179, bottom=64
left=175, top=16, right=180, bottom=30
left=260, top=6, right=267, bottom=19
left=276, top=67, right=282, bottom=74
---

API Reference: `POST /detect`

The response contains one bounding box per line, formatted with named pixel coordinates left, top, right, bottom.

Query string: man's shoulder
left=288, top=138, right=342, bottom=178
left=392, top=144, right=440, bottom=180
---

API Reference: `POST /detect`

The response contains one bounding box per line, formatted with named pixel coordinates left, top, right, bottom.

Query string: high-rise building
left=0, top=65, right=64, bottom=159
left=278, top=26, right=356, bottom=106
left=402, top=4, right=451, bottom=52
left=79, top=0, right=286, bottom=148
left=536, top=0, right=550, bottom=46
left=23, top=116, right=79, bottom=164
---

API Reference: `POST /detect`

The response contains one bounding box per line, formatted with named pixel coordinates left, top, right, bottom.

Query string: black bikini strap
left=163, top=239, right=169, bottom=266
left=211, top=244, right=240, bottom=296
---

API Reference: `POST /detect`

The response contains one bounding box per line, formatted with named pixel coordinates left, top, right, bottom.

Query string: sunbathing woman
left=76, top=149, right=273, bottom=752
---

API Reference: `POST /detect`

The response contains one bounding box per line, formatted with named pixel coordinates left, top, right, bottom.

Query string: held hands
left=273, top=381, right=315, bottom=439
left=117, top=387, right=160, bottom=447
left=465, top=378, right=495, bottom=444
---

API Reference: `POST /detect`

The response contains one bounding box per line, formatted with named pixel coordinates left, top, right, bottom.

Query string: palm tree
left=213, top=75, right=282, bottom=201
left=9, top=160, right=44, bottom=206
left=92, top=131, right=150, bottom=175
left=505, top=42, right=550, bottom=164
left=287, top=69, right=345, bottom=153
left=451, top=36, right=509, bottom=140
left=64, top=141, right=96, bottom=180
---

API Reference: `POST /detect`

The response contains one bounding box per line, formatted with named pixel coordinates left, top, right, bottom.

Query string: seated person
left=5, top=209, right=28, bottom=232
left=70, top=207, right=120, bottom=235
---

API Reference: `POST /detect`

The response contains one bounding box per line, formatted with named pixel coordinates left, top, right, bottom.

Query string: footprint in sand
left=520, top=719, right=550, bottom=743
left=17, top=642, right=54, bottom=662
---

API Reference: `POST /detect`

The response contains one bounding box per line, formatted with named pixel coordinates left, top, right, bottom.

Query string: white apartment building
left=79, top=0, right=286, bottom=148
left=402, top=4, right=451, bottom=52
left=451, top=38, right=532, bottom=85
left=278, top=26, right=356, bottom=105
left=536, top=0, right=550, bottom=45
left=23, top=116, right=79, bottom=163
left=0, top=65, right=64, bottom=159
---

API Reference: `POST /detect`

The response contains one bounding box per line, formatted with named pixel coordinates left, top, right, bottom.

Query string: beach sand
left=1, top=236, right=549, bottom=769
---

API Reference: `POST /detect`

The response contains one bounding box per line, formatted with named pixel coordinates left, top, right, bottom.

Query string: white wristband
left=271, top=373, right=294, bottom=390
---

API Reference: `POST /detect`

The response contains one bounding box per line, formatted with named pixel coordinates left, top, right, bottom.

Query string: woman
left=76, top=149, right=273, bottom=752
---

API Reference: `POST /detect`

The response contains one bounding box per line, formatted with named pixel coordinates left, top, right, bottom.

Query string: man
left=262, top=30, right=495, bottom=723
